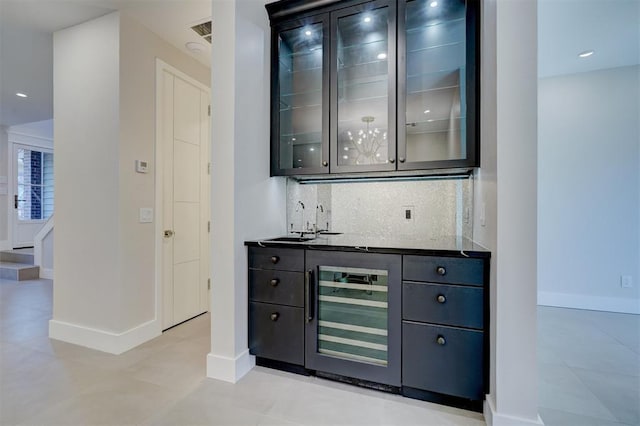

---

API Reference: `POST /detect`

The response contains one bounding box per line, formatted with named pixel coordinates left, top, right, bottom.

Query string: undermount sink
left=266, top=236, right=316, bottom=242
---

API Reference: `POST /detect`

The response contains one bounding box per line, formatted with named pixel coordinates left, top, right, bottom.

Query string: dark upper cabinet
left=271, top=15, right=330, bottom=175
left=267, top=0, right=479, bottom=177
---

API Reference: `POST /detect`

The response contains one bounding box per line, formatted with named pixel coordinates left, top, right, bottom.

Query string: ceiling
left=0, top=0, right=212, bottom=127
left=538, top=0, right=640, bottom=78
left=1, top=0, right=638, bottom=127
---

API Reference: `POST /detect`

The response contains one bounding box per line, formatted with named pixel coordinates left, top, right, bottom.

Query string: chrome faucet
left=292, top=201, right=305, bottom=236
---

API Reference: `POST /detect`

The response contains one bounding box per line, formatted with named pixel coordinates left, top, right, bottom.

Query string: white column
left=207, top=0, right=287, bottom=383
left=476, top=0, right=542, bottom=425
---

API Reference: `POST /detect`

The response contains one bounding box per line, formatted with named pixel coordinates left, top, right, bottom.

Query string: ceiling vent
left=191, top=21, right=212, bottom=43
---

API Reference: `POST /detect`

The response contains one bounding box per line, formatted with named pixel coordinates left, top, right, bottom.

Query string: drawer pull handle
left=270, top=312, right=279, bottom=321
left=436, top=335, right=446, bottom=346
left=270, top=256, right=280, bottom=264
left=437, top=294, right=446, bottom=304
left=436, top=266, right=446, bottom=276
left=270, top=278, right=279, bottom=287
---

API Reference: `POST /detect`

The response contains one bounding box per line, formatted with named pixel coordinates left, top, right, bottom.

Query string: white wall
left=0, top=126, right=8, bottom=249
left=538, top=65, right=640, bottom=314
left=118, top=13, right=210, bottom=330
left=475, top=0, right=542, bottom=425
left=208, top=0, right=287, bottom=382
left=53, top=13, right=122, bottom=334
left=52, top=11, right=211, bottom=354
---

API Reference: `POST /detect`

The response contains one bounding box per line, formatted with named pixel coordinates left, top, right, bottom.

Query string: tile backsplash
left=286, top=177, right=473, bottom=239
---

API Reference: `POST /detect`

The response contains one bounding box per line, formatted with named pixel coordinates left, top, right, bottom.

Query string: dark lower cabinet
left=402, top=321, right=484, bottom=400
left=248, top=246, right=305, bottom=366
left=249, top=302, right=304, bottom=365
left=247, top=245, right=489, bottom=411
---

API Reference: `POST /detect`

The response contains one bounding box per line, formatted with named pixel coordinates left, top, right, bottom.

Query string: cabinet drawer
left=249, top=269, right=304, bottom=307
left=403, top=256, right=485, bottom=286
left=249, top=302, right=304, bottom=365
left=403, top=282, right=483, bottom=329
left=249, top=247, right=304, bottom=271
left=402, top=322, right=484, bottom=400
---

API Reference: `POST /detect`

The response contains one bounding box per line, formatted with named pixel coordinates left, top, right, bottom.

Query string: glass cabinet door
left=398, top=0, right=478, bottom=169
left=305, top=251, right=401, bottom=386
left=272, top=17, right=329, bottom=175
left=330, top=0, right=396, bottom=173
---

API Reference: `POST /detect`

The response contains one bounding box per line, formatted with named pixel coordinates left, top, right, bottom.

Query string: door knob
left=164, top=230, right=174, bottom=238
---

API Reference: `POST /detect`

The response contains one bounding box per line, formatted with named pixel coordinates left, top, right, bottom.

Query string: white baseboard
left=484, top=395, right=544, bottom=426
left=538, top=291, right=640, bottom=315
left=0, top=240, right=10, bottom=251
left=49, top=318, right=162, bottom=355
left=39, top=268, right=53, bottom=280
left=206, top=349, right=255, bottom=383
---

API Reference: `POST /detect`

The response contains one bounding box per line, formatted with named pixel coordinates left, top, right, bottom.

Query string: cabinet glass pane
left=279, top=23, right=323, bottom=169
left=337, top=7, right=390, bottom=166
left=404, top=0, right=466, bottom=162
left=317, top=265, right=389, bottom=366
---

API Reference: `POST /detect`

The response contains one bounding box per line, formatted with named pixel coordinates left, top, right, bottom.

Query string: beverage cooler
left=305, top=250, right=401, bottom=386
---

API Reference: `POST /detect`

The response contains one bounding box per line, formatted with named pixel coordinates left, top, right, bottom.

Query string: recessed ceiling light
left=377, top=52, right=387, bottom=60
left=309, top=147, right=315, bottom=152
left=16, top=92, right=27, bottom=98
left=423, top=109, right=430, bottom=114
left=578, top=50, right=594, bottom=58
left=430, top=1, right=438, bottom=7
left=305, top=30, right=312, bottom=36
left=363, top=16, right=371, bottom=23
left=185, top=42, right=205, bottom=53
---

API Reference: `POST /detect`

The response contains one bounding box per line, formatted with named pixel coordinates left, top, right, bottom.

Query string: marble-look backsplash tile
left=286, top=177, right=473, bottom=239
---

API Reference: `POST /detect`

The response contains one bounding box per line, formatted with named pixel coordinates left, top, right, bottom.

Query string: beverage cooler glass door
left=305, top=251, right=401, bottom=386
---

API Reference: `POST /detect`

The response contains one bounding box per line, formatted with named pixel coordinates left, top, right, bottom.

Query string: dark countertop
left=245, top=233, right=491, bottom=258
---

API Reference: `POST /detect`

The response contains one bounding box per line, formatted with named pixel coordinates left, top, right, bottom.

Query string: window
left=17, top=148, right=54, bottom=221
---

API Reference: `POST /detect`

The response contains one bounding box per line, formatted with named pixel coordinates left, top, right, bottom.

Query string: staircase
left=0, top=248, right=40, bottom=281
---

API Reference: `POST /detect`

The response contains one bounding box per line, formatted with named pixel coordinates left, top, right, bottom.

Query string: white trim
left=484, top=394, right=545, bottom=426
left=40, top=268, right=54, bottom=280
left=0, top=240, right=10, bottom=251
left=49, top=318, right=162, bottom=355
left=7, top=132, right=53, bottom=150
left=538, top=291, right=640, bottom=315
left=34, top=213, right=54, bottom=272
left=206, top=349, right=255, bottom=383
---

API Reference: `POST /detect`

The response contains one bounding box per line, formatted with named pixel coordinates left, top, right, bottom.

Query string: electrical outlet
left=402, top=205, right=415, bottom=222
left=621, top=275, right=633, bottom=288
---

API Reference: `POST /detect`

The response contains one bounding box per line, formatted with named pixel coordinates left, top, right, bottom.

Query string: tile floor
left=1, top=278, right=638, bottom=425
left=537, top=306, right=640, bottom=426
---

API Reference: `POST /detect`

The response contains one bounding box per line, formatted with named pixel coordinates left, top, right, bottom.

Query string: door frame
left=155, top=59, right=211, bottom=329
left=7, top=131, right=54, bottom=249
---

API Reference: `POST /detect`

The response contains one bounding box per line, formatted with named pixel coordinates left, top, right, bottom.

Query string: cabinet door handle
left=436, top=294, right=446, bottom=304
left=270, top=278, right=279, bottom=287
left=270, top=256, right=279, bottom=264
left=322, top=161, right=328, bottom=167
left=436, top=335, right=446, bottom=345
left=389, top=158, right=395, bottom=164
left=436, top=266, right=446, bottom=276
left=305, top=269, right=315, bottom=323
left=270, top=312, right=279, bottom=321
left=399, top=157, right=405, bottom=163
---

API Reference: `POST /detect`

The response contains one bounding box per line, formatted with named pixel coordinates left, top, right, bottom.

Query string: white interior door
left=11, top=144, right=54, bottom=248
left=161, top=68, right=210, bottom=330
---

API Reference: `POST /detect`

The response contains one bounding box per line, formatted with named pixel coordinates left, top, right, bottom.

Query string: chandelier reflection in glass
left=343, top=116, right=388, bottom=165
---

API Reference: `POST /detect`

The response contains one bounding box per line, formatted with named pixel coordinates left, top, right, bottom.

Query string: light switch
left=139, top=207, right=153, bottom=223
